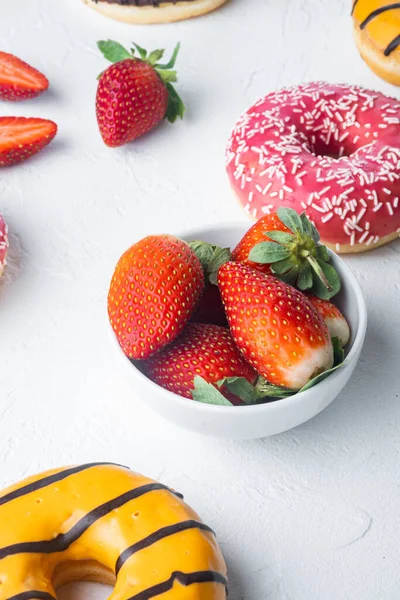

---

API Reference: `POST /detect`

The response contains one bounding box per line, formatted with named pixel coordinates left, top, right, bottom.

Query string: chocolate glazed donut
left=82, top=0, right=229, bottom=23
left=0, top=463, right=227, bottom=600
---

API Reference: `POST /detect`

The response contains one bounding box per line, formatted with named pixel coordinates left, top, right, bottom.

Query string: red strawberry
left=0, top=117, right=57, bottom=167
left=218, top=262, right=333, bottom=390
left=0, top=214, right=8, bottom=277
left=232, top=212, right=292, bottom=274
left=96, top=40, right=185, bottom=147
left=108, top=235, right=204, bottom=359
left=234, top=208, right=341, bottom=300
left=143, top=323, right=257, bottom=399
left=0, top=52, right=49, bottom=101
left=190, top=284, right=228, bottom=327
left=306, top=295, right=350, bottom=347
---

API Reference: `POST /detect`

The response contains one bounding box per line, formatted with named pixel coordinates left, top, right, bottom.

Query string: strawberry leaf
left=277, top=207, right=304, bottom=234
left=189, top=241, right=231, bottom=285
left=297, top=262, right=313, bottom=290
left=192, top=376, right=232, bottom=406
left=156, top=42, right=181, bottom=70
left=264, top=230, right=294, bottom=245
left=165, top=83, right=186, bottom=123
left=310, top=260, right=341, bottom=300
left=218, top=376, right=295, bottom=404
left=97, top=40, right=132, bottom=63
left=299, top=361, right=345, bottom=393
left=157, top=70, right=178, bottom=84
left=148, top=49, right=165, bottom=65
left=255, top=378, right=295, bottom=398
left=279, top=268, right=298, bottom=285
left=332, top=336, right=345, bottom=366
left=316, top=244, right=330, bottom=262
left=249, top=241, right=291, bottom=263
left=133, top=42, right=147, bottom=59
left=272, top=257, right=296, bottom=275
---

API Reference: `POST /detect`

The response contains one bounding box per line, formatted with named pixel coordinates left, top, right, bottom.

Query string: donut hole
left=308, top=136, right=356, bottom=160
left=54, top=560, right=115, bottom=600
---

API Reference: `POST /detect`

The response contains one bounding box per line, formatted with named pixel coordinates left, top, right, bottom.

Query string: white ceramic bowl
left=111, top=223, right=367, bottom=440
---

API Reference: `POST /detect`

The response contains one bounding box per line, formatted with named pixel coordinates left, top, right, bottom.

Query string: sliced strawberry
left=218, top=262, right=334, bottom=390
left=0, top=52, right=49, bottom=101
left=0, top=117, right=57, bottom=167
left=0, top=214, right=8, bottom=277
left=143, top=323, right=257, bottom=399
left=307, top=295, right=350, bottom=347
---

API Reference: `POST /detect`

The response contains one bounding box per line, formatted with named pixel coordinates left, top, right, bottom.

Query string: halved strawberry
left=143, top=323, right=257, bottom=400
left=0, top=117, right=57, bottom=167
left=218, top=262, right=334, bottom=390
left=0, top=52, right=49, bottom=101
left=307, top=295, right=350, bottom=347
left=108, top=235, right=204, bottom=359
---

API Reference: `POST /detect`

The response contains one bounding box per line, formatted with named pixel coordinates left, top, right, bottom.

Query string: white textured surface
left=0, top=0, right=399, bottom=598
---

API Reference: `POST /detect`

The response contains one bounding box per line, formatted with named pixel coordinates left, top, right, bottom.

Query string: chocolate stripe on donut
left=0, top=463, right=127, bottom=507
left=115, top=520, right=215, bottom=575
left=351, top=0, right=359, bottom=15
left=0, top=483, right=183, bottom=561
left=126, top=570, right=228, bottom=600
left=360, top=3, right=400, bottom=29
left=384, top=34, right=400, bottom=55
left=6, top=593, right=57, bottom=600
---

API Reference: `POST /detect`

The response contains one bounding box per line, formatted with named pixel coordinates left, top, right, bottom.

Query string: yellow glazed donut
left=352, top=0, right=400, bottom=85
left=82, top=0, right=229, bottom=24
left=0, top=462, right=227, bottom=600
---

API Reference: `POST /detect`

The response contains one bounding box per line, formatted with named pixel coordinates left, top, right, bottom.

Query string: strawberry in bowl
left=108, top=212, right=367, bottom=439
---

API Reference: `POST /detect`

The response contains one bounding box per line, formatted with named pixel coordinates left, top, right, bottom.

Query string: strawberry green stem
left=304, top=254, right=332, bottom=292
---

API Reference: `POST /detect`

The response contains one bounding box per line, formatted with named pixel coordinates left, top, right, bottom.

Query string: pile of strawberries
left=108, top=208, right=350, bottom=406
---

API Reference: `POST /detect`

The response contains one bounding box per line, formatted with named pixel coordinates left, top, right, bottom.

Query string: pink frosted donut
left=226, top=82, right=400, bottom=253
left=0, top=215, right=8, bottom=276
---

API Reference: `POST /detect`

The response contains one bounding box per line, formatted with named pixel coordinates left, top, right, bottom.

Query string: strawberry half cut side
left=248, top=207, right=341, bottom=300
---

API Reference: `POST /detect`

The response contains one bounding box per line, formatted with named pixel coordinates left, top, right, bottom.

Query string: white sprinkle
left=383, top=188, right=392, bottom=195
left=359, top=230, right=369, bottom=244
left=248, top=191, right=254, bottom=203
left=387, top=202, right=394, bottom=216
left=321, top=212, right=333, bottom=223
left=372, top=203, right=383, bottom=212
left=270, top=191, right=278, bottom=198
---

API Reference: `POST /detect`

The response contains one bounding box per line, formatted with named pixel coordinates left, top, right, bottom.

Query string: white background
left=1, top=0, right=400, bottom=598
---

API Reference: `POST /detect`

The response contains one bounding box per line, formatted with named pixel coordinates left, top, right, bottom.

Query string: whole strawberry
left=306, top=295, right=350, bottom=347
left=143, top=323, right=257, bottom=400
left=0, top=52, right=49, bottom=101
left=96, top=40, right=185, bottom=147
left=232, top=212, right=292, bottom=274
left=218, top=262, right=333, bottom=390
left=108, top=235, right=204, bottom=359
left=234, top=208, right=341, bottom=300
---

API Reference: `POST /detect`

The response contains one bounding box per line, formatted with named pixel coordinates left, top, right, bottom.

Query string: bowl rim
left=110, top=222, right=368, bottom=415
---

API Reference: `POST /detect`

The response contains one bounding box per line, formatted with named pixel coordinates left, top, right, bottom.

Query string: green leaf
left=297, top=262, right=313, bottom=290
left=148, top=49, right=165, bottom=65
left=189, top=241, right=231, bottom=285
left=189, top=241, right=214, bottom=270
left=279, top=268, right=298, bottom=285
left=255, top=378, right=295, bottom=399
left=208, top=247, right=232, bottom=285
left=192, top=376, right=232, bottom=406
left=97, top=40, right=132, bottom=63
left=300, top=212, right=313, bottom=237
left=310, top=222, right=320, bottom=243
left=277, top=207, right=304, bottom=234
left=249, top=241, right=291, bottom=264
left=132, top=42, right=147, bottom=59
left=165, top=83, right=186, bottom=123
left=310, top=260, right=341, bottom=300
left=332, top=336, right=345, bottom=366
left=157, top=69, right=178, bottom=84
left=264, top=230, right=294, bottom=245
left=316, top=244, right=330, bottom=262
left=271, top=257, right=296, bottom=275
left=299, top=361, right=345, bottom=393
left=156, top=42, right=181, bottom=69
left=219, top=376, right=295, bottom=404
